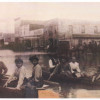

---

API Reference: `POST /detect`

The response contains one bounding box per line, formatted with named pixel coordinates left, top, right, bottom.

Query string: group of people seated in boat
left=49, top=55, right=82, bottom=78
left=3, top=56, right=43, bottom=98
left=49, top=54, right=100, bottom=82
left=0, top=54, right=100, bottom=97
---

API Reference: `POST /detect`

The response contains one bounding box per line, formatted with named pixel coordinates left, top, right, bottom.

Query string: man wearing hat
left=69, top=57, right=81, bottom=78
left=29, top=55, right=43, bottom=88
left=22, top=56, right=43, bottom=98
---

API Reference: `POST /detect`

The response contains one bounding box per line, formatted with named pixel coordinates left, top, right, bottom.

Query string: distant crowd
left=69, top=40, right=100, bottom=66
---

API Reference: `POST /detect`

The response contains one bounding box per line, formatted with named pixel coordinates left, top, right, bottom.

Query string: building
left=15, top=17, right=21, bottom=37
left=15, top=18, right=45, bottom=50
left=15, top=18, right=100, bottom=52
left=3, top=33, right=15, bottom=45
left=0, top=33, right=4, bottom=47
left=15, top=18, right=44, bottom=37
left=44, top=18, right=100, bottom=48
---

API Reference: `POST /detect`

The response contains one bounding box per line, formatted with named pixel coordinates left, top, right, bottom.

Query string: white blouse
left=69, top=62, right=81, bottom=73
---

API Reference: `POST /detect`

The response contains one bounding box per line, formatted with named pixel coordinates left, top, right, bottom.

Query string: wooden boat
left=2, top=70, right=100, bottom=87
left=42, top=70, right=100, bottom=86
left=0, top=75, right=60, bottom=98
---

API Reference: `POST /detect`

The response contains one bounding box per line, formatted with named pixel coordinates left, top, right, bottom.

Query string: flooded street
left=0, top=50, right=100, bottom=98
left=59, top=82, right=100, bottom=98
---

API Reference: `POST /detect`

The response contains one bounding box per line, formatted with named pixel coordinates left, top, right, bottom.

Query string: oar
left=48, top=62, right=60, bottom=81
left=44, top=80, right=59, bottom=86
left=44, top=80, right=61, bottom=92
left=48, top=73, right=54, bottom=81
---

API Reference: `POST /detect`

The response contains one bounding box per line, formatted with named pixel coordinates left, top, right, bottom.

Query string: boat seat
left=36, top=87, right=45, bottom=90
left=36, top=84, right=49, bottom=90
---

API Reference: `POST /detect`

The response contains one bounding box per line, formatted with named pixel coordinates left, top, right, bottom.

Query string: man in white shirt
left=3, top=58, right=32, bottom=90
left=69, top=57, right=81, bottom=78
left=49, top=58, right=56, bottom=73
left=49, top=55, right=59, bottom=73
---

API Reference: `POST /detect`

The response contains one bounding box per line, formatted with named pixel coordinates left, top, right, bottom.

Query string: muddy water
left=59, top=82, right=100, bottom=98
left=1, top=50, right=100, bottom=98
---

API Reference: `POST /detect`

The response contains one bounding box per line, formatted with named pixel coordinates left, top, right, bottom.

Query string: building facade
left=15, top=18, right=45, bottom=50
left=3, top=33, right=15, bottom=45
left=44, top=19, right=100, bottom=48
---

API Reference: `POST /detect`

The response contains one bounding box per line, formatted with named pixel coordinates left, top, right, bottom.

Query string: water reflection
left=0, top=50, right=16, bottom=75
left=59, top=82, right=100, bottom=98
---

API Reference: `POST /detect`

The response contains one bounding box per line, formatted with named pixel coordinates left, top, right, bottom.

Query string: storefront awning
left=21, top=36, right=40, bottom=40
left=73, top=34, right=100, bottom=39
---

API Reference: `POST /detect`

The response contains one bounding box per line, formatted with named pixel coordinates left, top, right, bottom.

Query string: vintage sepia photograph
left=0, top=2, right=100, bottom=98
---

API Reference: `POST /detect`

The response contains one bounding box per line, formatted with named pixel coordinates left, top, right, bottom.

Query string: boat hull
left=42, top=70, right=100, bottom=86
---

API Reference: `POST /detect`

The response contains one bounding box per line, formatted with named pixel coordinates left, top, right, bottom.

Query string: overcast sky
left=0, top=2, right=100, bottom=33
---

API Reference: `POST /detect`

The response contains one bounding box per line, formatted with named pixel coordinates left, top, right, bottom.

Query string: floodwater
left=59, top=82, right=100, bottom=98
left=1, top=50, right=100, bottom=98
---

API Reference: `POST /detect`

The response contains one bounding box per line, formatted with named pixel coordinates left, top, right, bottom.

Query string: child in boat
left=92, top=67, right=100, bottom=82
left=68, top=57, right=81, bottom=78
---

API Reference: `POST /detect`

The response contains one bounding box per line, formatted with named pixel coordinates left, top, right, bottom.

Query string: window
left=81, top=25, right=85, bottom=33
left=68, top=25, right=73, bottom=33
left=94, top=26, right=98, bottom=34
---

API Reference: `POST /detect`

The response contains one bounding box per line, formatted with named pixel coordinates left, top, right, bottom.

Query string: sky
left=0, top=2, right=100, bottom=33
